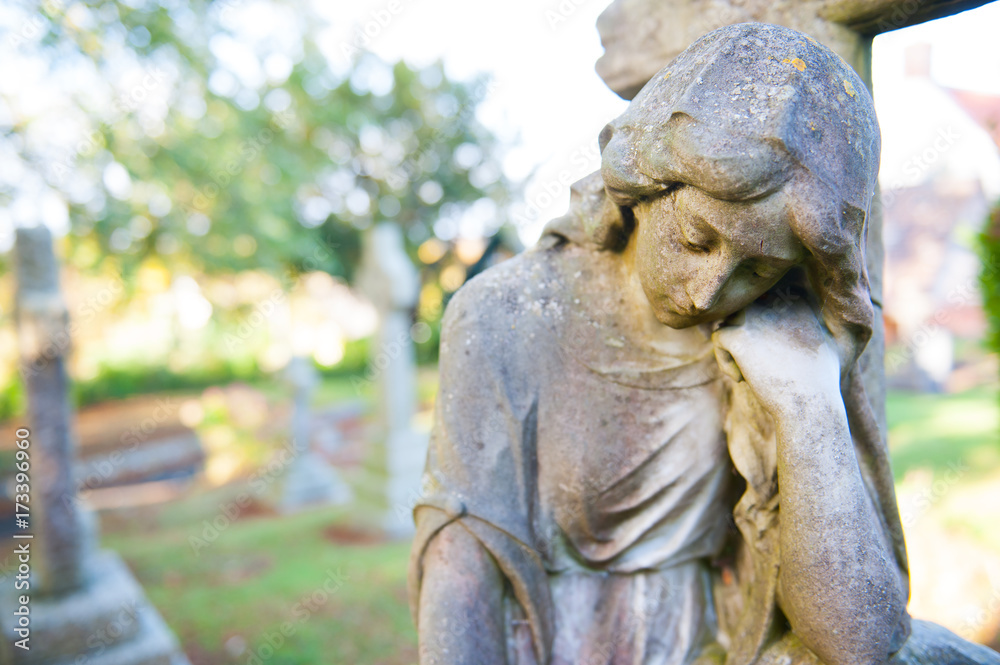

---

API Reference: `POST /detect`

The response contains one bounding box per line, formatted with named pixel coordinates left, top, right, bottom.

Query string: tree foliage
left=1, top=0, right=511, bottom=284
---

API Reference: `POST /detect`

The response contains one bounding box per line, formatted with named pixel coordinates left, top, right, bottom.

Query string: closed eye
left=677, top=217, right=714, bottom=253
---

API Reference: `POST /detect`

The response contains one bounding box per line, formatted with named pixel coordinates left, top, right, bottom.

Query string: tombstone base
left=279, top=452, right=353, bottom=513
left=0, top=550, right=190, bottom=665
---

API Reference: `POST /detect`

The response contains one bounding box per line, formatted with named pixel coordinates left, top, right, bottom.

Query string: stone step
left=0, top=551, right=189, bottom=665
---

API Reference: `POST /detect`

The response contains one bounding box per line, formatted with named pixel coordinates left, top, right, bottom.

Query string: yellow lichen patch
left=781, top=57, right=807, bottom=72
left=843, top=79, right=856, bottom=97
left=663, top=71, right=672, bottom=80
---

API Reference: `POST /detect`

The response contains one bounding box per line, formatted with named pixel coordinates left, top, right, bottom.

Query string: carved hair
left=598, top=22, right=880, bottom=364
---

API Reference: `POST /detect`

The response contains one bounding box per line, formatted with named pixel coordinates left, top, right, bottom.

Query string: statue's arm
left=713, top=301, right=907, bottom=665
left=769, top=389, right=906, bottom=665
left=418, top=522, right=508, bottom=665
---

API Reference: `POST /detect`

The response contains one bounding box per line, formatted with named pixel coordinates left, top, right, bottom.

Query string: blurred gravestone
left=11, top=224, right=90, bottom=594
left=0, top=226, right=190, bottom=665
left=594, top=0, right=995, bottom=436
left=356, top=223, right=429, bottom=538
left=278, top=356, right=352, bottom=511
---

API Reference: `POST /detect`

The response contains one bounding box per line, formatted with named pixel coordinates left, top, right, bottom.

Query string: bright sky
left=873, top=2, right=1000, bottom=199
left=328, top=0, right=1000, bottom=244
left=315, top=0, right=628, bottom=244
left=2, top=0, right=999, bottom=251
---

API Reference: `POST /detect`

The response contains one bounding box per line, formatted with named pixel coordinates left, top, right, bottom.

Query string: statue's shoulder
left=443, top=248, right=560, bottom=336
left=441, top=237, right=618, bottom=364
left=434, top=249, right=565, bottom=387
left=440, top=169, right=623, bottom=358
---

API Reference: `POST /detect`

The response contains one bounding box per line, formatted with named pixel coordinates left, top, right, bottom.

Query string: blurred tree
left=0, top=0, right=511, bottom=286
left=981, top=204, right=1000, bottom=377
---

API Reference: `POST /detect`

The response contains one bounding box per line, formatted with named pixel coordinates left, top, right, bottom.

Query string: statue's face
left=632, top=185, right=803, bottom=328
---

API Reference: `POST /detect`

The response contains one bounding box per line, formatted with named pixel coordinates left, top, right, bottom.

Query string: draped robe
left=408, top=174, right=997, bottom=665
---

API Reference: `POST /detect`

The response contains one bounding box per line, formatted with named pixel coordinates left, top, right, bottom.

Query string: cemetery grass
left=90, top=369, right=441, bottom=665
left=89, top=383, right=999, bottom=663
left=888, top=385, right=1000, bottom=482
left=101, top=488, right=418, bottom=665
left=887, top=384, right=1000, bottom=554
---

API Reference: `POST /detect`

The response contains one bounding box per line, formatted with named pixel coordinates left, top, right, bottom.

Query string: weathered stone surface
left=0, top=552, right=188, bottom=665
left=595, top=0, right=995, bottom=101
left=409, top=23, right=1000, bottom=665
left=596, top=0, right=862, bottom=101
left=819, top=0, right=996, bottom=35
left=594, top=0, right=993, bottom=442
left=356, top=223, right=420, bottom=437
left=278, top=357, right=352, bottom=511
left=15, top=225, right=89, bottom=595
left=356, top=223, right=428, bottom=537
left=11, top=226, right=190, bottom=665
left=757, top=619, right=1000, bottom=664
left=74, top=432, right=203, bottom=491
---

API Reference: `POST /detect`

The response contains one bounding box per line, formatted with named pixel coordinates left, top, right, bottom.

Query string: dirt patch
left=322, top=524, right=385, bottom=545
left=236, top=497, right=276, bottom=520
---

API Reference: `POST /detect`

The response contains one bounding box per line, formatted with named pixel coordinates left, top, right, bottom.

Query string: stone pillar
left=2, top=225, right=190, bottom=665
left=356, top=223, right=429, bottom=538
left=14, top=225, right=89, bottom=595
left=278, top=356, right=352, bottom=511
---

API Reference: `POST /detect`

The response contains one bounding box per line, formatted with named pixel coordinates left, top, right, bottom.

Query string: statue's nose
left=685, top=271, right=728, bottom=312
left=687, top=288, right=718, bottom=313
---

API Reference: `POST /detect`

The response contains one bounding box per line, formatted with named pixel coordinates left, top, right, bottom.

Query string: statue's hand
left=711, top=294, right=842, bottom=417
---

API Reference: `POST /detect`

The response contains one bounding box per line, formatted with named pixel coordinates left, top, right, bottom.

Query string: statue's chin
left=641, top=287, right=737, bottom=329
left=653, top=302, right=739, bottom=330
left=653, top=307, right=708, bottom=329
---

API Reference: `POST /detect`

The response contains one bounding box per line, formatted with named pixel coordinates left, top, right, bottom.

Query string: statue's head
left=599, top=22, right=880, bottom=359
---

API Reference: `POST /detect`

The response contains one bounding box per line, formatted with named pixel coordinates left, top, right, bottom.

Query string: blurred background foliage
left=0, top=0, right=514, bottom=417
left=982, top=204, right=1000, bottom=372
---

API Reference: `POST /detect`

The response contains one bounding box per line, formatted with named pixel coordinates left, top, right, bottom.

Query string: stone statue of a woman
left=408, top=23, right=1000, bottom=665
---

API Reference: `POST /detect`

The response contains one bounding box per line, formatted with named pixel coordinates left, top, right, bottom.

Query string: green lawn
left=887, top=386, right=1000, bottom=482
left=102, top=486, right=417, bottom=665
left=91, top=384, right=999, bottom=664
